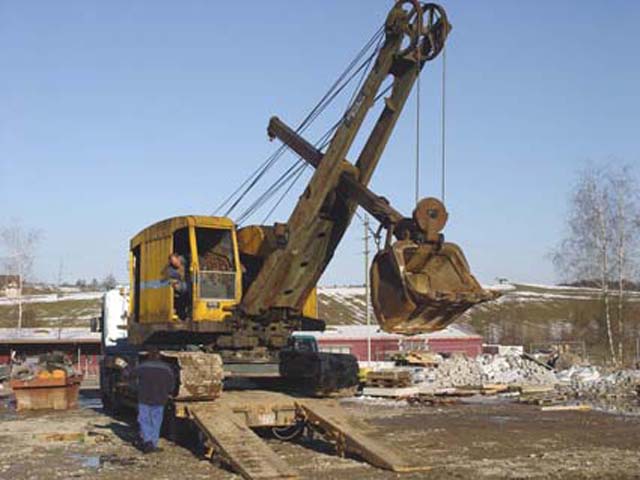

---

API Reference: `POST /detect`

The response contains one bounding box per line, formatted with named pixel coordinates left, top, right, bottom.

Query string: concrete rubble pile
left=406, top=353, right=558, bottom=390
left=478, top=354, right=558, bottom=386
left=420, top=354, right=482, bottom=388
left=557, top=365, right=640, bottom=402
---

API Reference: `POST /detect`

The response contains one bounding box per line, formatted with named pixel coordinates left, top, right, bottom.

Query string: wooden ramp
left=296, top=399, right=429, bottom=473
left=189, top=403, right=299, bottom=480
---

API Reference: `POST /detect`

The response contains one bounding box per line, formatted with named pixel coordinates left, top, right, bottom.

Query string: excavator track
left=161, top=351, right=224, bottom=400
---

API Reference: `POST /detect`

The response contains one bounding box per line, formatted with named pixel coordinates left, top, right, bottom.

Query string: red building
left=0, top=328, right=101, bottom=380
left=305, top=324, right=483, bottom=362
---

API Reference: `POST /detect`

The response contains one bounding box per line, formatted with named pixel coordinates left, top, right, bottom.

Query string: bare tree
left=553, top=166, right=615, bottom=363
left=102, top=273, right=118, bottom=290
left=0, top=221, right=42, bottom=330
left=607, top=166, right=640, bottom=363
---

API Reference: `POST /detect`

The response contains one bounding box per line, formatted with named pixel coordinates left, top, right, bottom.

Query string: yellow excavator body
left=128, top=216, right=318, bottom=330
left=123, top=2, right=496, bottom=349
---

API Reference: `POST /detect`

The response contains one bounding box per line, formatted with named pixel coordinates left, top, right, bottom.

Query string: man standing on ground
left=133, top=347, right=175, bottom=453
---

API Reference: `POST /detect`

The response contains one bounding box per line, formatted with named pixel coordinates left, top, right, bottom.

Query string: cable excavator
left=101, top=2, right=499, bottom=477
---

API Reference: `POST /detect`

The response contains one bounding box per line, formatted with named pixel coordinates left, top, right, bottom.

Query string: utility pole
left=17, top=269, right=23, bottom=332
left=57, top=259, right=64, bottom=287
left=364, top=214, right=371, bottom=363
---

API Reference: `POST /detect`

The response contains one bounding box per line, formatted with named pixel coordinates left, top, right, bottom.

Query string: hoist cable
left=255, top=49, right=392, bottom=225
left=236, top=159, right=305, bottom=224
left=213, top=26, right=384, bottom=217
left=440, top=42, right=447, bottom=203
left=415, top=51, right=421, bottom=204
left=240, top=35, right=384, bottom=225
left=221, top=144, right=288, bottom=216
left=257, top=115, right=343, bottom=224
left=248, top=114, right=342, bottom=225
left=214, top=144, right=287, bottom=215
left=261, top=163, right=309, bottom=224
left=299, top=27, right=384, bottom=134
left=222, top=41, right=382, bottom=218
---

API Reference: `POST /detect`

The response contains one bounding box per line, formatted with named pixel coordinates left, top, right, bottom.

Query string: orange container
left=10, top=374, right=83, bottom=411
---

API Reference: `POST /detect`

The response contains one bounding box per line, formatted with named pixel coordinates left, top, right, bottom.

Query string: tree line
left=68, top=275, right=118, bottom=291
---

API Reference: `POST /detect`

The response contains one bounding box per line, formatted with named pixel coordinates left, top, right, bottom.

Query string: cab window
left=195, top=228, right=236, bottom=299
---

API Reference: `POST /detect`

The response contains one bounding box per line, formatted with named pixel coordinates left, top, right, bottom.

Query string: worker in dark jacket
left=163, top=253, right=190, bottom=321
left=132, top=347, right=175, bottom=453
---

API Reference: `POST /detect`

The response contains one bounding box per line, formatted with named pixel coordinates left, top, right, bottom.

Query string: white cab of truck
left=102, top=288, right=129, bottom=348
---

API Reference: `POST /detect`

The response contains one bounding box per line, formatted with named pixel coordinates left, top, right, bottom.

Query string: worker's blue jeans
left=137, top=403, right=164, bottom=447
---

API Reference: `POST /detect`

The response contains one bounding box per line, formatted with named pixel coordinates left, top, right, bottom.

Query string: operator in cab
left=164, top=253, right=190, bottom=321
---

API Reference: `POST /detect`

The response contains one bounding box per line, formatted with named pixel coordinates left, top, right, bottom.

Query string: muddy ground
left=1, top=392, right=639, bottom=480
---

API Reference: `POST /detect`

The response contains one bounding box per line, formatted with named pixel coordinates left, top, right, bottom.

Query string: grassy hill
left=0, top=292, right=103, bottom=328
left=318, top=283, right=640, bottom=363
left=2, top=283, right=638, bottom=363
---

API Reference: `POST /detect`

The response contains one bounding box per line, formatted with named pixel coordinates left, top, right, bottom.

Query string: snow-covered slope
left=317, top=283, right=640, bottom=344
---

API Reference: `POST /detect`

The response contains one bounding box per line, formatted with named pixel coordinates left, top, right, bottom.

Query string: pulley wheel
left=413, top=197, right=448, bottom=235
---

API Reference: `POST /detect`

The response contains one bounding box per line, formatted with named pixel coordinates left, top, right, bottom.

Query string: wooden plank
left=481, top=384, right=510, bottom=393
left=519, top=385, right=556, bottom=394
left=362, top=386, right=420, bottom=398
left=296, top=399, right=429, bottom=473
left=189, top=404, right=298, bottom=480
left=541, top=404, right=592, bottom=412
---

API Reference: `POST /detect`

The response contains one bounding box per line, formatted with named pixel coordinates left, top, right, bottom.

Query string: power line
left=415, top=49, right=421, bottom=204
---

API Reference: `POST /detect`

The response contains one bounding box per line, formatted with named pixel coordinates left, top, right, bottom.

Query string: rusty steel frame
left=241, top=2, right=451, bottom=317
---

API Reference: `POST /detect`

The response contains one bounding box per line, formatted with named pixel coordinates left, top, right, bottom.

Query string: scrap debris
left=8, top=351, right=83, bottom=411
left=358, top=352, right=640, bottom=413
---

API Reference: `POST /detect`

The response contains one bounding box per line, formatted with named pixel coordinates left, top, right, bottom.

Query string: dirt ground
left=1, top=392, right=639, bottom=480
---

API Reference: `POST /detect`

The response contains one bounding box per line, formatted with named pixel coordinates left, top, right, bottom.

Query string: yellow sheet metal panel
left=128, top=250, right=134, bottom=320
left=134, top=216, right=190, bottom=325
left=302, top=288, right=318, bottom=319
left=140, top=235, right=172, bottom=324
left=130, top=215, right=242, bottom=327
left=130, top=216, right=233, bottom=248
left=236, top=225, right=266, bottom=256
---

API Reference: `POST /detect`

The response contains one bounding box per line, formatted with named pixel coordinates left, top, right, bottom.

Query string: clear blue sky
left=1, top=0, right=639, bottom=286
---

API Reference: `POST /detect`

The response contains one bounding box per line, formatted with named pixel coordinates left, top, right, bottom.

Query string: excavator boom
left=242, top=1, right=497, bottom=334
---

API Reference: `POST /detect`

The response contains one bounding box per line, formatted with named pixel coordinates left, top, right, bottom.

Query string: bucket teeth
left=371, top=240, right=500, bottom=335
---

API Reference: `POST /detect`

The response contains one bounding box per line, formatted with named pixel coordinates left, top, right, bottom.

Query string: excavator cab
left=371, top=198, right=499, bottom=335
left=128, top=216, right=243, bottom=331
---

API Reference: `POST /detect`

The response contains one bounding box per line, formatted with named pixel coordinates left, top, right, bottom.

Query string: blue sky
left=1, top=0, right=639, bottom=286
